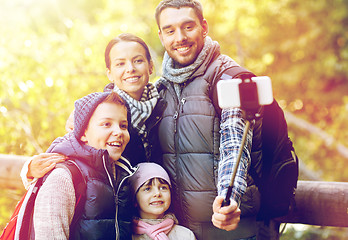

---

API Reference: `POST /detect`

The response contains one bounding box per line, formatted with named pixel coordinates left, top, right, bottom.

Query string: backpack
left=0, top=160, right=86, bottom=240
left=212, top=64, right=299, bottom=221
left=256, top=100, right=299, bottom=221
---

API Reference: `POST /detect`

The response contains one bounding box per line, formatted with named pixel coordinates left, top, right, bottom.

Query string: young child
left=26, top=91, right=135, bottom=239
left=129, top=162, right=196, bottom=240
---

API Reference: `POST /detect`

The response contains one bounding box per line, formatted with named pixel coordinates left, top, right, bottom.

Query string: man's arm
left=218, top=108, right=252, bottom=204
left=212, top=108, right=253, bottom=231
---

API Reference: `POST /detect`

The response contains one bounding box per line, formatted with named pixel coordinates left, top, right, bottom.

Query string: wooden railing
left=271, top=181, right=348, bottom=239
left=1, top=154, right=348, bottom=239
left=0, top=154, right=29, bottom=190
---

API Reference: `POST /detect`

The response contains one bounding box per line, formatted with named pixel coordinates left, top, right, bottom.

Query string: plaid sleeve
left=217, top=108, right=253, bottom=205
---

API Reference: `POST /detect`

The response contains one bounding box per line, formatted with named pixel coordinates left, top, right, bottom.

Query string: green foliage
left=0, top=0, right=347, bottom=238
left=281, top=224, right=348, bottom=240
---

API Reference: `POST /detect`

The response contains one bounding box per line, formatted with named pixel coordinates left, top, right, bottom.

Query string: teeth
left=150, top=201, right=163, bottom=206
left=177, top=47, right=189, bottom=51
left=125, top=77, right=139, bottom=82
left=108, top=142, right=121, bottom=147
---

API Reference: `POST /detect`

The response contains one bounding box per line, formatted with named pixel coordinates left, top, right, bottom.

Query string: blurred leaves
left=0, top=0, right=347, bottom=174
left=0, top=0, right=347, bottom=236
left=1, top=0, right=347, bottom=177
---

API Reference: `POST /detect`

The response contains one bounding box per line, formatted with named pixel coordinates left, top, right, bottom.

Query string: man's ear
left=106, top=68, right=113, bottom=83
left=158, top=30, right=164, bottom=46
left=202, top=19, right=209, bottom=38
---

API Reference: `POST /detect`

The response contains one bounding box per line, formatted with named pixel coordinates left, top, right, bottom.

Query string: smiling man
left=155, top=0, right=259, bottom=239
left=158, top=6, right=208, bottom=67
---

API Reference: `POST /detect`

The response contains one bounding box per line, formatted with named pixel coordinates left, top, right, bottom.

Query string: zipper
left=102, top=154, right=120, bottom=239
left=112, top=160, right=137, bottom=240
left=173, top=111, right=178, bottom=134
left=173, top=111, right=178, bottom=120
left=173, top=98, right=186, bottom=133
left=180, top=98, right=186, bottom=113
left=173, top=97, right=188, bottom=221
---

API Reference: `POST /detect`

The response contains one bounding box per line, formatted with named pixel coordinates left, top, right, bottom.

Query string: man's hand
left=27, top=153, right=68, bottom=179
left=211, top=196, right=241, bottom=231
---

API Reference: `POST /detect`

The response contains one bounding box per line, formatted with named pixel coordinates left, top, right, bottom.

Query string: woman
left=103, top=33, right=166, bottom=166
left=21, top=33, right=165, bottom=188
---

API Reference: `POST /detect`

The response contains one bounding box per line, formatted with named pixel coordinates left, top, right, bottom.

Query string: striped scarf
left=158, top=36, right=214, bottom=99
left=113, top=83, right=159, bottom=159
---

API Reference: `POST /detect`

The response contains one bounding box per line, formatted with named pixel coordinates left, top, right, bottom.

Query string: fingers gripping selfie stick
left=217, top=74, right=273, bottom=207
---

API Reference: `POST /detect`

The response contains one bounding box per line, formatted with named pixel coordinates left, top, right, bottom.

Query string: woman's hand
left=27, top=153, right=68, bottom=179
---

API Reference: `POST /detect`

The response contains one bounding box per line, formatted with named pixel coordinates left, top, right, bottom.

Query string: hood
left=46, top=132, right=108, bottom=173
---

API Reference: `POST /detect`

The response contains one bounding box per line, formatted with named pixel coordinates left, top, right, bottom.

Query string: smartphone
left=217, top=76, right=273, bottom=109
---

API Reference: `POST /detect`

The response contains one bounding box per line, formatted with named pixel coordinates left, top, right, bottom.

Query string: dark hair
left=134, top=177, right=171, bottom=202
left=104, top=33, right=152, bottom=70
left=133, top=177, right=172, bottom=216
left=136, top=177, right=171, bottom=194
left=103, top=91, right=126, bottom=106
left=155, top=0, right=204, bottom=29
left=102, top=92, right=130, bottom=123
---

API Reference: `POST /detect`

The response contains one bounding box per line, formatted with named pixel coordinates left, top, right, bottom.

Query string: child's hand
left=211, top=196, right=241, bottom=231
left=28, top=153, right=67, bottom=179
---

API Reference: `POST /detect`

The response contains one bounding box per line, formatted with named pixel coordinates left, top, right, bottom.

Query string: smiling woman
left=106, top=40, right=153, bottom=100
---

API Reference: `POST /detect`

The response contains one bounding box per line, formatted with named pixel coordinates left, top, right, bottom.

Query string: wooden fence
left=1, top=154, right=347, bottom=239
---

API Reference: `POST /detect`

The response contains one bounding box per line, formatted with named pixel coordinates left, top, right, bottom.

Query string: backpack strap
left=17, top=160, right=86, bottom=240
left=55, top=160, right=86, bottom=234
left=18, top=177, right=44, bottom=240
left=210, top=64, right=256, bottom=117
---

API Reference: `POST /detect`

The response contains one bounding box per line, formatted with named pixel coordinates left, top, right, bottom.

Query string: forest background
left=0, top=0, right=347, bottom=239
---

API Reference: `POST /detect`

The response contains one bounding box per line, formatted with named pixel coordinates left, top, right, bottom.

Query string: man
left=155, top=0, right=260, bottom=239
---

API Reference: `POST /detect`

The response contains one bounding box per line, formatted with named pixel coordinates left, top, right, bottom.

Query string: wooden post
left=277, top=181, right=348, bottom=227
left=0, top=154, right=29, bottom=190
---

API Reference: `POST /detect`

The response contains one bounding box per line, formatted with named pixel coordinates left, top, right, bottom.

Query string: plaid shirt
left=218, top=108, right=253, bottom=205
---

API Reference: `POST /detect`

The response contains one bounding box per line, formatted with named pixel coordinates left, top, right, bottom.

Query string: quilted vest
left=71, top=156, right=134, bottom=240
left=157, top=53, right=244, bottom=236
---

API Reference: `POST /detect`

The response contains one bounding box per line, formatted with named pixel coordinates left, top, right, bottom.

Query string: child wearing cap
left=130, top=162, right=196, bottom=240
left=27, top=91, right=135, bottom=239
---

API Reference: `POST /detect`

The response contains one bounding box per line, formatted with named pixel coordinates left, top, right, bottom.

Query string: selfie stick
left=221, top=76, right=259, bottom=207
left=221, top=119, right=250, bottom=207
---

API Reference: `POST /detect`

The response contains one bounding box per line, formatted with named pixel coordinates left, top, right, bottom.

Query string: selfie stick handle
left=222, top=119, right=251, bottom=207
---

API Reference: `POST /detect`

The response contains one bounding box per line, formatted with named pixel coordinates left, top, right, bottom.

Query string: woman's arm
left=20, top=153, right=67, bottom=189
